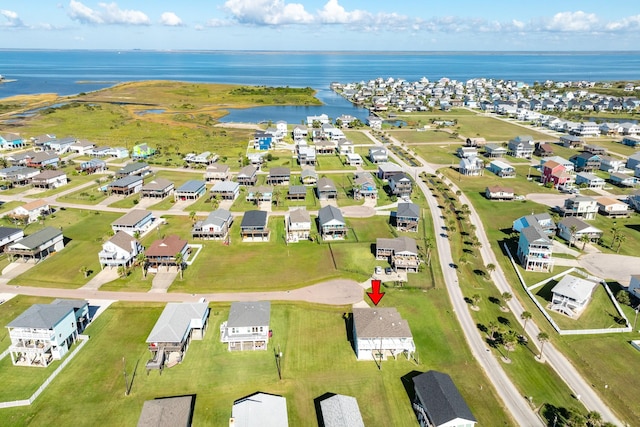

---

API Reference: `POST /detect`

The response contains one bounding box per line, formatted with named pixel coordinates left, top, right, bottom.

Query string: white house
left=628, top=275, right=640, bottom=299
left=557, top=217, right=603, bottom=245
left=352, top=307, right=415, bottom=361
left=9, top=199, right=50, bottom=224
left=232, top=392, right=288, bottom=427
left=0, top=227, right=24, bottom=251
left=596, top=197, right=630, bottom=217
left=487, top=160, right=515, bottom=178
left=192, top=208, right=233, bottom=240
left=98, top=231, right=143, bottom=269
left=5, top=227, right=64, bottom=262
left=111, top=210, right=154, bottom=236
left=575, top=172, right=605, bottom=189
left=285, top=208, right=311, bottom=243
left=220, top=301, right=271, bottom=351
left=550, top=274, right=599, bottom=317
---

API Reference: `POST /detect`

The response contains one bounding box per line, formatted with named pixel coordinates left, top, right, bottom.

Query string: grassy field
left=0, top=290, right=514, bottom=426
left=389, top=129, right=461, bottom=144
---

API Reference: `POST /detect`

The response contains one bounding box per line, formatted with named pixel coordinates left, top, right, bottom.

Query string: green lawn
left=389, top=129, right=461, bottom=144
left=411, top=143, right=460, bottom=165
left=343, top=130, right=374, bottom=145
left=56, top=183, right=109, bottom=205
left=315, top=155, right=355, bottom=171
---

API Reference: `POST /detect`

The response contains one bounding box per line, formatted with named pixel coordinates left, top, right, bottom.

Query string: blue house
left=0, top=133, right=26, bottom=150
left=570, top=152, right=601, bottom=172
left=622, top=136, right=640, bottom=147
left=512, top=213, right=556, bottom=234
left=253, top=131, right=273, bottom=150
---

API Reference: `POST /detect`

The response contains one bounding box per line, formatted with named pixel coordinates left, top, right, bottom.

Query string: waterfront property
left=6, top=299, right=90, bottom=367
left=145, top=302, right=209, bottom=372
left=192, top=208, right=233, bottom=240
left=318, top=205, right=347, bottom=240
left=111, top=210, right=154, bottom=236
left=220, top=301, right=271, bottom=351
left=5, top=226, right=64, bottom=262
left=411, top=370, right=477, bottom=427
left=516, top=225, right=554, bottom=272
left=99, top=231, right=143, bottom=269
left=352, top=307, right=415, bottom=361
left=550, top=274, right=599, bottom=317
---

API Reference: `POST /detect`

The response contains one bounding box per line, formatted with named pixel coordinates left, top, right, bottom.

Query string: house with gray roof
left=116, top=162, right=150, bottom=178
left=395, top=202, right=420, bottom=232
left=137, top=395, right=194, bottom=427
left=412, top=370, right=476, bottom=427
left=516, top=226, right=553, bottom=272
left=352, top=307, right=415, bottom=361
left=240, top=210, right=269, bottom=241
left=5, top=226, right=64, bottom=262
left=266, top=167, right=291, bottom=185
left=377, top=162, right=403, bottom=180
left=31, top=169, right=68, bottom=189
left=204, top=163, right=230, bottom=182
left=376, top=237, right=420, bottom=273
left=318, top=394, right=365, bottom=427
left=236, top=165, right=258, bottom=186
left=145, top=302, right=209, bottom=372
left=141, top=178, right=174, bottom=199
left=317, top=177, right=338, bottom=200
left=0, top=227, right=24, bottom=251
left=210, top=180, right=240, bottom=201
left=220, top=301, right=271, bottom=351
left=6, top=299, right=89, bottom=367
left=192, top=208, right=233, bottom=240
left=550, top=275, right=599, bottom=317
left=369, top=147, right=388, bottom=163
left=286, top=208, right=311, bottom=243
left=318, top=205, right=347, bottom=240
left=174, top=180, right=206, bottom=201
left=108, top=175, right=143, bottom=195
left=111, top=210, right=154, bottom=236
left=232, top=392, right=288, bottom=427
left=301, top=168, right=318, bottom=185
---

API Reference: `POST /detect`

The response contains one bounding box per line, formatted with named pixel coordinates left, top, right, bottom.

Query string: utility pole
left=122, top=356, right=129, bottom=396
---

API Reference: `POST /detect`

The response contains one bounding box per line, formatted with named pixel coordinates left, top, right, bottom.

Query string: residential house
left=574, top=121, right=600, bottom=137
left=458, top=156, right=484, bottom=176
left=412, top=370, right=477, bottom=427
left=7, top=151, right=36, bottom=166
left=9, top=199, right=50, bottom=224
left=174, top=180, right=206, bottom=201
left=507, top=135, right=534, bottom=158
left=630, top=190, right=640, bottom=212
left=626, top=152, right=640, bottom=171
left=609, top=172, right=637, bottom=187
left=68, top=139, right=95, bottom=155
left=240, top=210, right=270, bottom=242
left=5, top=227, right=64, bottom=262
left=483, top=143, right=508, bottom=158
left=99, top=231, right=143, bottom=269
left=231, top=392, right=288, bottom=427
left=297, top=146, right=317, bottom=166
left=286, top=185, right=307, bottom=201
left=377, top=162, right=404, bottom=180
left=352, top=172, right=377, bottom=200
left=542, top=156, right=575, bottom=172
left=559, top=196, right=598, bottom=220
left=0, top=166, right=40, bottom=186
left=145, top=235, right=190, bottom=270
left=352, top=307, right=415, bottom=361
left=46, top=137, right=76, bottom=154
left=183, top=151, right=216, bottom=165
left=106, top=147, right=129, bottom=158
left=487, top=160, right=515, bottom=178
left=266, top=167, right=290, bottom=185
left=89, top=146, right=111, bottom=157
left=30, top=134, right=56, bottom=149
left=369, top=147, right=388, bottom=163
left=345, top=153, right=363, bottom=166
left=466, top=137, right=486, bottom=147
left=534, top=142, right=554, bottom=157
left=318, top=205, right=347, bottom=240
left=253, top=131, right=273, bottom=150
left=596, top=197, right=630, bottom=217
left=116, top=162, right=150, bottom=178
left=315, top=139, right=336, bottom=155
left=622, top=136, right=640, bottom=147
left=210, top=180, right=240, bottom=201
left=319, top=394, right=365, bottom=427
left=204, top=163, right=230, bottom=182
left=285, top=208, right=311, bottom=243
left=132, top=143, right=156, bottom=159
left=317, top=177, right=338, bottom=200
left=292, top=125, right=308, bottom=140
left=141, top=178, right=174, bottom=199
left=570, top=152, right=601, bottom=172
left=26, top=151, right=59, bottom=169
left=575, top=172, right=605, bottom=189
left=560, top=135, right=585, bottom=149
left=0, top=132, right=25, bottom=150
left=367, top=116, right=383, bottom=130
left=540, top=160, right=573, bottom=188
left=77, top=159, right=106, bottom=174
left=395, top=202, right=420, bottom=232
left=31, top=170, right=68, bottom=189
left=246, top=186, right=274, bottom=204
left=485, top=185, right=515, bottom=200
left=111, top=210, right=155, bottom=236
left=301, top=168, right=318, bottom=185
left=389, top=173, right=413, bottom=198
left=516, top=225, right=554, bottom=272
left=137, top=396, right=194, bottom=427
left=557, top=217, right=603, bottom=245
left=220, top=301, right=270, bottom=351
left=583, top=144, right=607, bottom=156
left=107, top=175, right=143, bottom=196
left=550, top=275, right=599, bottom=317
left=192, top=208, right=233, bottom=240
left=6, top=300, right=89, bottom=367
left=337, top=139, right=354, bottom=155
left=376, top=236, right=421, bottom=273
left=0, top=227, right=24, bottom=251
left=599, top=156, right=626, bottom=173
left=456, top=146, right=478, bottom=158
left=145, top=302, right=209, bottom=371
left=236, top=165, right=258, bottom=186
left=628, top=275, right=640, bottom=299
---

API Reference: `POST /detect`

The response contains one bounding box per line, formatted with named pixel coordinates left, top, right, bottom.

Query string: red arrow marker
left=367, top=279, right=385, bottom=306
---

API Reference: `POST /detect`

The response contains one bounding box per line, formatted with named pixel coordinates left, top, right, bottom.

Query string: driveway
left=149, top=270, right=178, bottom=293
left=1, top=262, right=36, bottom=280
left=81, top=268, right=120, bottom=290
left=578, top=253, right=640, bottom=285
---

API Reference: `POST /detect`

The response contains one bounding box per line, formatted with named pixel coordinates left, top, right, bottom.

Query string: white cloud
left=67, top=1, right=150, bottom=25
left=206, top=18, right=233, bottom=27
left=160, top=11, right=183, bottom=27
left=223, top=0, right=313, bottom=25
left=317, top=0, right=368, bottom=24
left=1, top=9, right=25, bottom=27
left=543, top=11, right=598, bottom=32
left=605, top=15, right=640, bottom=31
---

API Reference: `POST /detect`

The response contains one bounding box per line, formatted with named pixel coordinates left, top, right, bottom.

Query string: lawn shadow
left=343, top=313, right=356, bottom=355
left=313, top=392, right=336, bottom=427
left=400, top=371, right=422, bottom=422
left=497, top=316, right=510, bottom=327
left=476, top=323, right=487, bottom=334
left=488, top=296, right=501, bottom=305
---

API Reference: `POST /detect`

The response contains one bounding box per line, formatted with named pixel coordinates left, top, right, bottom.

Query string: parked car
left=385, top=267, right=393, bottom=275
left=375, top=266, right=382, bottom=275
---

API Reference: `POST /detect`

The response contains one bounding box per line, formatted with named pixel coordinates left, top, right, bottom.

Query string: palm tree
left=79, top=266, right=89, bottom=278
left=580, top=233, right=590, bottom=250
left=501, top=292, right=513, bottom=310
left=189, top=211, right=197, bottom=224
left=569, top=225, right=578, bottom=247
left=471, top=294, right=481, bottom=309
left=503, top=330, right=519, bottom=352
left=253, top=191, right=262, bottom=206
left=117, top=265, right=126, bottom=278
left=175, top=252, right=184, bottom=279
left=458, top=254, right=469, bottom=266
left=537, top=332, right=549, bottom=359
left=487, top=321, right=499, bottom=341
left=585, top=410, right=603, bottom=427
left=486, top=263, right=496, bottom=274
left=521, top=311, right=532, bottom=334
left=136, top=252, right=146, bottom=278
left=614, top=232, right=626, bottom=254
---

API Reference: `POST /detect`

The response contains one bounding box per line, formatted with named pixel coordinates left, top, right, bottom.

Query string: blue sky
left=2, top=1, right=639, bottom=50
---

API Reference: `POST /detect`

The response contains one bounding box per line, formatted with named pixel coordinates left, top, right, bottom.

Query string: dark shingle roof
left=412, top=370, right=476, bottom=426
left=241, top=210, right=268, bottom=228
left=0, top=227, right=22, bottom=241
left=397, top=202, right=420, bottom=218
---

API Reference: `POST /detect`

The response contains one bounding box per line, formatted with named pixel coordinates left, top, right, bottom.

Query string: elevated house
left=596, top=197, right=630, bottom=217
left=609, top=172, right=637, bottom=187
left=570, top=152, right=601, bottom=172
left=183, top=151, right=216, bottom=165
left=285, top=208, right=311, bottom=242
left=338, top=139, right=354, bottom=155
left=26, top=151, right=59, bottom=169
left=99, top=231, right=143, bottom=269
left=253, top=131, right=273, bottom=150
left=246, top=185, right=274, bottom=204
left=540, top=160, right=573, bottom=188
left=318, top=205, right=347, bottom=240
left=456, top=146, right=477, bottom=158
left=132, top=143, right=156, bottom=160
left=599, top=156, right=625, bottom=173
left=352, top=307, right=415, bottom=361
left=483, top=143, right=508, bottom=158
left=266, top=167, right=290, bottom=185
left=369, top=147, right=388, bottom=163
left=220, top=301, right=270, bottom=351
left=141, top=178, right=174, bottom=199
left=204, top=163, right=230, bottom=182
left=174, top=180, right=206, bottom=202
left=77, top=159, right=106, bottom=174
left=560, top=135, right=585, bottom=149
left=557, top=217, right=603, bottom=245
left=145, top=302, right=209, bottom=372
left=5, top=227, right=64, bottom=262
left=317, top=177, right=338, bottom=200
left=622, top=136, right=640, bottom=147
left=236, top=165, right=258, bottom=186
left=319, top=394, right=365, bottom=427
left=145, top=235, right=190, bottom=271
left=507, top=135, right=534, bottom=158
left=192, top=208, right=233, bottom=240
left=550, top=275, right=599, bottom=317
left=395, top=202, right=420, bottom=232
left=0, top=166, right=40, bottom=186
left=231, top=392, right=288, bottom=427
left=6, top=300, right=90, bottom=367
left=412, top=370, right=476, bottom=427
left=315, top=139, right=336, bottom=155
left=389, top=173, right=413, bottom=198
left=485, top=185, right=514, bottom=200
left=301, top=168, right=318, bottom=185
left=377, top=162, right=404, bottom=180
left=116, top=162, right=150, bottom=178
left=292, top=125, right=308, bottom=140
left=626, top=152, right=640, bottom=171
left=376, top=236, right=420, bottom=273
left=630, top=190, right=640, bottom=212
left=31, top=170, right=68, bottom=189
left=345, top=153, right=363, bottom=166
left=111, top=210, right=154, bottom=236
left=487, top=160, right=515, bottom=178
left=558, top=196, right=598, bottom=220
left=210, top=180, right=240, bottom=201
left=286, top=185, right=307, bottom=201
left=68, top=139, right=95, bottom=155
left=107, top=175, right=143, bottom=196
left=583, top=144, right=607, bottom=156
left=534, top=142, right=554, bottom=157
left=458, top=156, right=484, bottom=176
left=0, top=132, right=26, bottom=150
left=240, top=210, right=270, bottom=242
left=297, top=145, right=316, bottom=166
left=0, top=227, right=24, bottom=251
left=9, top=199, right=50, bottom=224
left=352, top=172, right=377, bottom=200
left=575, top=172, right=605, bottom=189
left=516, top=226, right=553, bottom=272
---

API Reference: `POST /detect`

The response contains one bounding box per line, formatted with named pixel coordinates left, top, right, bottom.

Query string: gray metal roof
left=10, top=227, right=62, bottom=250
left=288, top=185, right=306, bottom=195
left=118, top=162, right=148, bottom=174
left=318, top=205, right=344, bottom=226
left=211, top=180, right=239, bottom=192
left=203, top=209, right=232, bottom=227
left=175, top=180, right=205, bottom=193
left=241, top=210, right=268, bottom=228
left=7, top=304, right=73, bottom=329
left=269, top=167, right=290, bottom=177
left=112, top=210, right=152, bottom=227
left=227, top=301, right=271, bottom=328
left=521, top=225, right=550, bottom=245
left=142, top=178, right=173, bottom=191
left=319, top=394, right=365, bottom=427
left=109, top=175, right=143, bottom=188
left=137, top=395, right=194, bottom=427
left=552, top=275, right=598, bottom=302
left=146, top=302, right=209, bottom=344
left=397, top=202, right=420, bottom=219
left=376, top=236, right=418, bottom=254
left=232, top=392, right=288, bottom=427
left=352, top=307, right=413, bottom=339
left=412, top=370, right=476, bottom=426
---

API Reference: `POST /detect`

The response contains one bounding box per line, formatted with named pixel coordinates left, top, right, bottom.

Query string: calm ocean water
left=2, top=50, right=640, bottom=123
